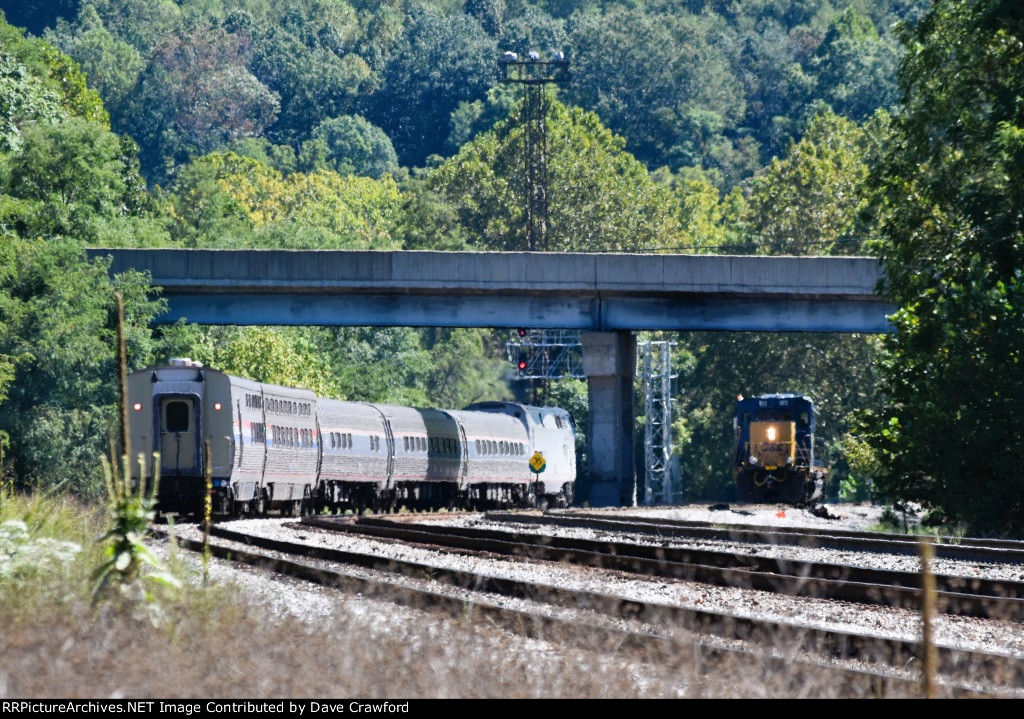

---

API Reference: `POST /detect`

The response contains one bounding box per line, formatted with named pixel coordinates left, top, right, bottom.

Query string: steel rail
left=172, top=524, right=1015, bottom=694
left=310, top=516, right=1024, bottom=621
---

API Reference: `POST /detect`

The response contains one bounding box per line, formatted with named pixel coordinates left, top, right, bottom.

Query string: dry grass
left=0, top=492, right=979, bottom=698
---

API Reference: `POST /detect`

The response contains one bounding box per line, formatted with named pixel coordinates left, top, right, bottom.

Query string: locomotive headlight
left=766, top=426, right=777, bottom=441
left=214, top=402, right=222, bottom=411
left=786, top=456, right=794, bottom=465
left=133, top=402, right=142, bottom=411
left=749, top=456, right=758, bottom=465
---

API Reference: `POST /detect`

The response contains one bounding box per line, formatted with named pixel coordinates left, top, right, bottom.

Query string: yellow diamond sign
left=529, top=451, right=547, bottom=474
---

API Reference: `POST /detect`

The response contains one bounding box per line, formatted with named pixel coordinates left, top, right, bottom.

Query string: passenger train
left=128, top=359, right=576, bottom=516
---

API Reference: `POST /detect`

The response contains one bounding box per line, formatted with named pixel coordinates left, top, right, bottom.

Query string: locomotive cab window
left=164, top=401, right=191, bottom=432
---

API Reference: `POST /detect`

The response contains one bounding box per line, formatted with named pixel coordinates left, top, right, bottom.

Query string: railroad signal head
left=517, top=351, right=528, bottom=371
left=517, top=328, right=527, bottom=337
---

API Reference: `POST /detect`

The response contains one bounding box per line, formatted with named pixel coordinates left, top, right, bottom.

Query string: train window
left=799, top=412, right=809, bottom=426
left=165, top=401, right=190, bottom=432
left=475, top=440, right=481, bottom=454
left=403, top=436, right=409, bottom=452
left=555, top=416, right=563, bottom=429
left=347, top=433, right=353, bottom=449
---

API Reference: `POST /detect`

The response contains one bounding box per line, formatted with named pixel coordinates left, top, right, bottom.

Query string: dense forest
left=0, top=1, right=1020, bottom=532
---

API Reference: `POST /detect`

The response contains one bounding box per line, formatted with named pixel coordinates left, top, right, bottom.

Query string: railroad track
left=301, top=515, right=1024, bottom=622
left=506, top=510, right=1024, bottom=565
left=162, top=522, right=1018, bottom=697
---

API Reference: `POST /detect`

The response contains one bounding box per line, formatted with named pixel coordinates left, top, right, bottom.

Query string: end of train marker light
left=133, top=402, right=142, bottom=411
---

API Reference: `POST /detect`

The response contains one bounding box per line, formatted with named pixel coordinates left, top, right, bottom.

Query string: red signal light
left=517, top=328, right=527, bottom=337
left=518, top=359, right=527, bottom=370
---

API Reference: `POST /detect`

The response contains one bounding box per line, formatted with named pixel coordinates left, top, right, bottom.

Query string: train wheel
left=254, top=491, right=267, bottom=517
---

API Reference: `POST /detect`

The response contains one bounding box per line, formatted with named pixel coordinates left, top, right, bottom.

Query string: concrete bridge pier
left=581, top=331, right=637, bottom=507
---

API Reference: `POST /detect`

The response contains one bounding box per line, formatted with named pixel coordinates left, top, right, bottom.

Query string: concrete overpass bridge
left=90, top=248, right=893, bottom=506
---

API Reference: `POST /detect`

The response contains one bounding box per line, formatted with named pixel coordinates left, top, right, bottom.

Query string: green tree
left=811, top=7, right=900, bottom=121
left=744, top=108, right=888, bottom=255
left=465, top=0, right=506, bottom=36
left=300, top=114, right=399, bottom=179
left=428, top=94, right=685, bottom=252
left=367, top=7, right=496, bottom=167
left=0, top=1, right=81, bottom=35
left=869, top=0, right=1024, bottom=533
left=0, top=15, right=108, bottom=152
left=567, top=7, right=747, bottom=180
left=122, top=20, right=279, bottom=179
left=47, top=6, right=146, bottom=114
left=0, top=238, right=165, bottom=493
left=167, top=151, right=402, bottom=249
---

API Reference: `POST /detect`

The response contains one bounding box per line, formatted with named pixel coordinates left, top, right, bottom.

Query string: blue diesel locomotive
left=733, top=393, right=825, bottom=504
